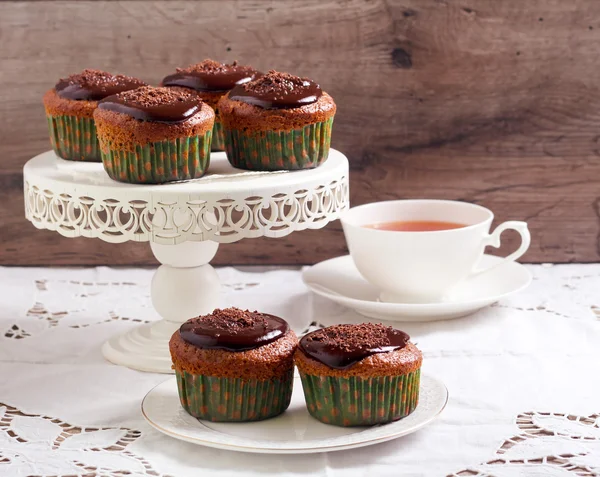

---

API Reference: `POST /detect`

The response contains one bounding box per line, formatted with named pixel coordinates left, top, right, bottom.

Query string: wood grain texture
left=2, top=0, right=600, bottom=265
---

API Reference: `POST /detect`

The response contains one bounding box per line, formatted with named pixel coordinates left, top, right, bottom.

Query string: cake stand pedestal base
left=102, top=241, right=221, bottom=373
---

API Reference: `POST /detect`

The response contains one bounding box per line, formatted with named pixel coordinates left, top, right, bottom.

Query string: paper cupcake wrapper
left=175, top=369, right=294, bottom=422
left=47, top=114, right=100, bottom=162
left=223, top=117, right=333, bottom=170
left=101, top=131, right=212, bottom=184
left=299, top=369, right=420, bottom=427
left=211, top=120, right=225, bottom=151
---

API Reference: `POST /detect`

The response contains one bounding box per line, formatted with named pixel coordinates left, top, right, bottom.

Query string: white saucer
left=142, top=374, right=447, bottom=454
left=302, top=254, right=532, bottom=322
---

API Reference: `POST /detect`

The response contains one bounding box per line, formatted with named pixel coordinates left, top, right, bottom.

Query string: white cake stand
left=23, top=150, right=349, bottom=373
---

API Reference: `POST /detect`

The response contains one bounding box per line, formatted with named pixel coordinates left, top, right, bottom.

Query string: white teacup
left=340, top=200, right=531, bottom=304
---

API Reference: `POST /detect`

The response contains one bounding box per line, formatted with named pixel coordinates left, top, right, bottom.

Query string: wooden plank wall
left=1, top=0, right=599, bottom=265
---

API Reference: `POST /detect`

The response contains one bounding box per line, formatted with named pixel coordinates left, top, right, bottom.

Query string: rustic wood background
left=1, top=0, right=599, bottom=265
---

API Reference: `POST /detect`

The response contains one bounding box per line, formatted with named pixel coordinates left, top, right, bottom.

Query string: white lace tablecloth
left=0, top=265, right=598, bottom=477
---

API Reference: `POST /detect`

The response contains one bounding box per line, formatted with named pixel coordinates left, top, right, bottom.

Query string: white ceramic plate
left=302, top=254, right=532, bottom=322
left=142, top=374, right=447, bottom=454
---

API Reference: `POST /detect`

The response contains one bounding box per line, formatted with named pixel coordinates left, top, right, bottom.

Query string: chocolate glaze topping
left=228, top=70, right=322, bottom=109
left=300, top=324, right=410, bottom=369
left=98, top=86, right=202, bottom=123
left=55, top=69, right=146, bottom=101
left=162, top=59, right=259, bottom=93
left=180, top=307, right=289, bottom=352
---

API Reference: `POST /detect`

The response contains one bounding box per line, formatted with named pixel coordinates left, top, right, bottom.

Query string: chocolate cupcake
left=169, top=308, right=298, bottom=422
left=295, top=324, right=422, bottom=427
left=218, top=70, right=336, bottom=171
left=93, top=86, right=214, bottom=184
left=42, top=69, right=146, bottom=162
left=161, top=59, right=260, bottom=151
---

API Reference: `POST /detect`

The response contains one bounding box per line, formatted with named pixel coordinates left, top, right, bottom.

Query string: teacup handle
left=470, top=221, right=531, bottom=276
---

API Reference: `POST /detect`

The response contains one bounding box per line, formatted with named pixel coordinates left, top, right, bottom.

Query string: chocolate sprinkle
left=179, top=307, right=289, bottom=352
left=242, top=70, right=311, bottom=96
left=177, top=59, right=243, bottom=75
left=196, top=307, right=267, bottom=332
left=114, top=86, right=196, bottom=107
left=97, top=86, right=202, bottom=123
left=300, top=323, right=410, bottom=369
left=55, top=69, right=146, bottom=101
left=228, top=70, right=322, bottom=109
left=162, top=59, right=259, bottom=92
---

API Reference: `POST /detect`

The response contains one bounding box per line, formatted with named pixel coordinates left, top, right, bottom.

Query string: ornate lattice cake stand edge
left=23, top=150, right=350, bottom=373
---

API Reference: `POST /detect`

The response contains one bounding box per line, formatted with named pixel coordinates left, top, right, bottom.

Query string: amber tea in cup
left=365, top=221, right=467, bottom=232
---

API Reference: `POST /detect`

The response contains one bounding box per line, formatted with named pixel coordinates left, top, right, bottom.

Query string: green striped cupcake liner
left=223, top=117, right=333, bottom=170
left=299, top=369, right=420, bottom=427
left=211, top=120, right=225, bottom=151
left=175, top=369, right=294, bottom=422
left=47, top=114, right=100, bottom=162
left=100, top=130, right=212, bottom=184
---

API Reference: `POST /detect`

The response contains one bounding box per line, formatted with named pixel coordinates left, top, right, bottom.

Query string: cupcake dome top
left=97, top=86, right=202, bottom=123
left=55, top=69, right=146, bottom=101
left=179, top=307, right=289, bottom=352
left=300, top=324, right=410, bottom=369
left=228, top=70, right=322, bottom=109
left=162, top=59, right=260, bottom=92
